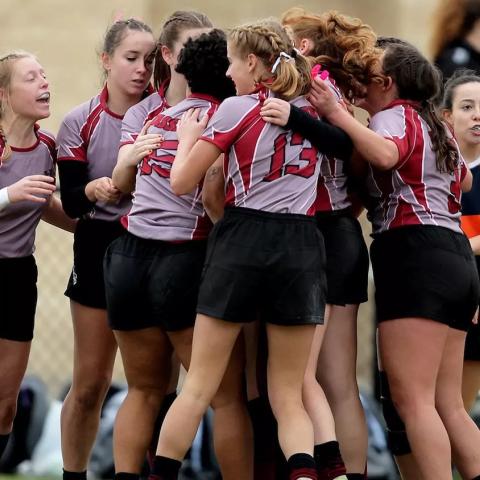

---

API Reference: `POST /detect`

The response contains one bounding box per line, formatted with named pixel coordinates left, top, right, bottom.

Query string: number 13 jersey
left=201, top=88, right=323, bottom=215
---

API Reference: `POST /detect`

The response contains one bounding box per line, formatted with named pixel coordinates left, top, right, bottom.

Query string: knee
left=211, top=380, right=247, bottom=411
left=268, top=387, right=303, bottom=421
left=436, top=395, right=465, bottom=422
left=320, top=372, right=359, bottom=404
left=69, top=377, right=111, bottom=411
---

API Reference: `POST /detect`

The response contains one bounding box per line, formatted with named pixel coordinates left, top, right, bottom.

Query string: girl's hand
left=260, top=98, right=291, bottom=126
left=94, top=177, right=122, bottom=203
left=127, top=120, right=163, bottom=167
left=177, top=108, right=209, bottom=143
left=7, top=175, right=56, bottom=203
left=308, top=77, right=341, bottom=118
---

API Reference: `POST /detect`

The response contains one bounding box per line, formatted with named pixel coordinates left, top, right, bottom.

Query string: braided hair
left=228, top=19, right=311, bottom=100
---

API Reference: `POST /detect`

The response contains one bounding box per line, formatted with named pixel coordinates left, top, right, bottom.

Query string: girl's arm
left=113, top=121, right=163, bottom=194
left=41, top=194, right=77, bottom=232
left=202, top=156, right=225, bottom=223
left=260, top=98, right=353, bottom=160
left=309, top=78, right=399, bottom=170
left=170, top=109, right=221, bottom=196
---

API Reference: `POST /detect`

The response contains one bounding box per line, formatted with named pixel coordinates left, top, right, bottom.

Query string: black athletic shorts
left=104, top=231, right=207, bottom=332
left=65, top=218, right=125, bottom=309
left=465, top=256, right=480, bottom=361
left=370, top=225, right=480, bottom=331
left=197, top=207, right=326, bottom=325
left=316, top=209, right=369, bottom=306
left=0, top=255, right=38, bottom=341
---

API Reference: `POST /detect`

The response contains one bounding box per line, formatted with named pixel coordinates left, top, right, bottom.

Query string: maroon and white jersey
left=0, top=127, right=56, bottom=258
left=315, top=157, right=351, bottom=212
left=366, top=100, right=466, bottom=234
left=315, top=76, right=350, bottom=213
left=122, top=94, right=218, bottom=242
left=201, top=88, right=323, bottom=215
left=56, top=86, right=132, bottom=221
left=120, top=80, right=169, bottom=147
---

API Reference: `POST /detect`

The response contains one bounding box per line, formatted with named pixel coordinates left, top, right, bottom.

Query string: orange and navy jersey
left=461, top=158, right=480, bottom=238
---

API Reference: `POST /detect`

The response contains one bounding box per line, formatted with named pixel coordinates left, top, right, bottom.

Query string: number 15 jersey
left=201, top=88, right=323, bottom=215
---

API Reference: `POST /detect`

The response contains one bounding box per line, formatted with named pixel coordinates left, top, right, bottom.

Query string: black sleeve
left=57, top=160, right=95, bottom=219
left=286, top=105, right=353, bottom=161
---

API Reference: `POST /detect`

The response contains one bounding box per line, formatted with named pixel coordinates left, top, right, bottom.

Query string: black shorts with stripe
left=316, top=209, right=369, bottom=306
left=104, top=232, right=206, bottom=332
left=0, top=255, right=37, bottom=341
left=197, top=207, right=327, bottom=326
left=465, top=255, right=480, bottom=361
left=65, top=218, right=125, bottom=309
left=371, top=225, right=479, bottom=331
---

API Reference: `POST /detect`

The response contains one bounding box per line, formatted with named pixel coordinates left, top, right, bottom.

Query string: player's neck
left=105, top=82, right=142, bottom=116
left=164, top=73, right=187, bottom=107
left=459, top=140, right=480, bottom=164
left=1, top=114, right=37, bottom=148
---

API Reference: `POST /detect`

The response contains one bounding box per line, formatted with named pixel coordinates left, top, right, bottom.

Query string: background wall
left=0, top=0, right=440, bottom=395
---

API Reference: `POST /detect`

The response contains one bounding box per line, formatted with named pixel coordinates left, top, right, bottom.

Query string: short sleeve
left=56, top=113, right=87, bottom=163
left=201, top=97, right=256, bottom=153
left=369, top=106, right=416, bottom=168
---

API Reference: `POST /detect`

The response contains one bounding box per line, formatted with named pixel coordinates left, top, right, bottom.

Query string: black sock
left=148, top=392, right=178, bottom=468
left=346, top=474, right=365, bottom=480
left=314, top=441, right=346, bottom=479
left=0, top=433, right=10, bottom=459
left=63, top=470, right=87, bottom=480
left=148, top=455, right=182, bottom=480
left=287, top=453, right=317, bottom=480
left=114, top=474, right=139, bottom=480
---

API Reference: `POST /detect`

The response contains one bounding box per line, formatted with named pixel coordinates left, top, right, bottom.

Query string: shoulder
left=370, top=104, right=415, bottom=137
left=126, top=92, right=163, bottom=117
left=60, top=95, right=102, bottom=129
left=37, top=128, right=56, bottom=159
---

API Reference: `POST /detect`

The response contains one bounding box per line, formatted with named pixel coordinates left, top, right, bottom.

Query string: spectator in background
left=432, top=0, right=480, bottom=79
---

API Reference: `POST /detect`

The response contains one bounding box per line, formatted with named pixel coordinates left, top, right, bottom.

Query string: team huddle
left=1, top=6, right=480, bottom=480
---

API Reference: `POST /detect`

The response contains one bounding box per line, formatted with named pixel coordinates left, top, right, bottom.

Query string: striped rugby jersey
left=0, top=126, right=56, bottom=258
left=201, top=88, right=324, bottom=215
left=366, top=100, right=466, bottom=235
left=122, top=94, right=218, bottom=242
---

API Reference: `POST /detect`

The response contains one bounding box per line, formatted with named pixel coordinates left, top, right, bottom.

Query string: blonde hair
left=281, top=8, right=381, bottom=101
left=0, top=51, right=35, bottom=162
left=228, top=19, right=312, bottom=100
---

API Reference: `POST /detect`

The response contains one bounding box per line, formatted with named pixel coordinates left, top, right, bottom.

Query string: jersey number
left=263, top=132, right=317, bottom=182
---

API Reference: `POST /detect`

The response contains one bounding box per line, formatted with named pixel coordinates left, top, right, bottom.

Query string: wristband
left=0, top=187, right=10, bottom=210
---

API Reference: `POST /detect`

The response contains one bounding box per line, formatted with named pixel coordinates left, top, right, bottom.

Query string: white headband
left=271, top=51, right=294, bottom=73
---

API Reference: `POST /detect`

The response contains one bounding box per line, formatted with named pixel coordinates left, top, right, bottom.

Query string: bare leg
left=462, top=360, right=480, bottom=412
left=113, top=327, right=172, bottom=473
left=61, top=301, right=117, bottom=472
left=168, top=326, right=253, bottom=479
left=435, top=327, right=480, bottom=479
left=0, top=339, right=30, bottom=433
left=379, top=318, right=451, bottom=480
left=302, top=323, right=336, bottom=445
left=156, top=315, right=243, bottom=461
left=317, top=304, right=367, bottom=474
left=267, top=323, right=316, bottom=459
